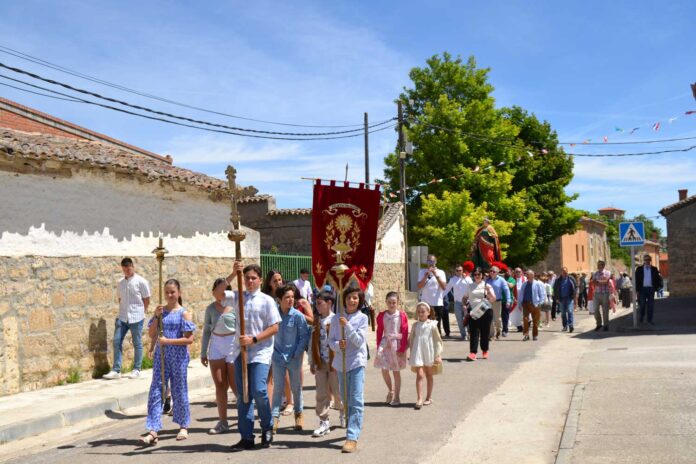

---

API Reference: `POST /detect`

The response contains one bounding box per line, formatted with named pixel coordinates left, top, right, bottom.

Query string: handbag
left=469, top=299, right=491, bottom=320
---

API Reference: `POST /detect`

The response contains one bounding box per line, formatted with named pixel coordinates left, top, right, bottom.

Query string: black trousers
left=578, top=290, right=587, bottom=309
left=551, top=298, right=559, bottom=319
left=469, top=308, right=493, bottom=354
left=433, top=305, right=450, bottom=337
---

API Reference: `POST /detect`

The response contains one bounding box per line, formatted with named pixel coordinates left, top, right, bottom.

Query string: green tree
left=383, top=53, right=580, bottom=266
left=587, top=213, right=663, bottom=268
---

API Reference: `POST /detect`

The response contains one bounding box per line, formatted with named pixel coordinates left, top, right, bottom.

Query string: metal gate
left=260, top=252, right=314, bottom=286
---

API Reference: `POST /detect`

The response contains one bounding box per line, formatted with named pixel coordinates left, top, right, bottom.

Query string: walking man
left=635, top=255, right=663, bottom=325
left=519, top=270, right=545, bottom=341
left=486, top=266, right=511, bottom=340
left=553, top=267, right=577, bottom=333
left=444, top=264, right=473, bottom=339
left=417, top=254, right=448, bottom=337
left=104, top=257, right=151, bottom=380
left=592, top=260, right=612, bottom=331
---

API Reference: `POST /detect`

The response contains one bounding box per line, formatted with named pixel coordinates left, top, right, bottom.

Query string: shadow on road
left=571, top=296, right=696, bottom=339
left=104, top=410, right=146, bottom=420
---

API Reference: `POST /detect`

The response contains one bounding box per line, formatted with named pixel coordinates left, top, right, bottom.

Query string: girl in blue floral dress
left=140, top=279, right=196, bottom=445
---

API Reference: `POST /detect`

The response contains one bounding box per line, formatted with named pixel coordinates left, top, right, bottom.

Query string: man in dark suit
left=635, top=255, right=663, bottom=325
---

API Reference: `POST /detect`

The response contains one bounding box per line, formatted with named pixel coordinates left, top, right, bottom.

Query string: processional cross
left=225, top=165, right=257, bottom=404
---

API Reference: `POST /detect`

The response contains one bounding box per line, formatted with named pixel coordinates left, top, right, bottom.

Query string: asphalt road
left=4, top=318, right=560, bottom=464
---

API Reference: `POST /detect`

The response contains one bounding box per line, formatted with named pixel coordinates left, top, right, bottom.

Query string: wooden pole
left=226, top=166, right=250, bottom=404
left=364, top=112, right=370, bottom=184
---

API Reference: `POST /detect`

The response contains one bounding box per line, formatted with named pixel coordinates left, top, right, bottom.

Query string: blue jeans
left=559, top=298, right=574, bottom=328
left=453, top=301, right=468, bottom=339
left=639, top=287, right=655, bottom=323
left=271, top=356, right=303, bottom=417
left=338, top=366, right=365, bottom=441
left=234, top=358, right=272, bottom=440
left=112, top=318, right=143, bottom=373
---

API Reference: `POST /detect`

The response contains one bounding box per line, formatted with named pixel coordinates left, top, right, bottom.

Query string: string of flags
left=567, top=109, right=695, bottom=146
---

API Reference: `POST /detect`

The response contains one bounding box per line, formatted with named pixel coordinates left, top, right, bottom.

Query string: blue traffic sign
left=619, top=222, right=645, bottom=247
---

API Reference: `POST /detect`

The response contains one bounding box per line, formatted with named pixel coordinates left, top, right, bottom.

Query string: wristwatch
left=252, top=336, right=258, bottom=344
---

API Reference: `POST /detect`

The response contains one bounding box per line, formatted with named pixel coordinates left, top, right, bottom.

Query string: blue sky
left=1, top=0, right=695, bottom=233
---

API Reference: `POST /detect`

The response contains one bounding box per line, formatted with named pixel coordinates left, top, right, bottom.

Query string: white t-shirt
left=293, top=278, right=313, bottom=302
left=418, top=268, right=447, bottom=306
left=444, top=275, right=473, bottom=302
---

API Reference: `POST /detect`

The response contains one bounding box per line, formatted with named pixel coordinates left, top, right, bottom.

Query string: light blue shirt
left=329, top=310, right=368, bottom=372
left=273, top=308, right=310, bottom=364
left=485, top=275, right=511, bottom=302
left=224, top=289, right=281, bottom=365
left=519, top=280, right=546, bottom=307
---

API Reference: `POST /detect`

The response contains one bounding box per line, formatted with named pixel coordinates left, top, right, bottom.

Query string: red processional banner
left=312, top=180, right=381, bottom=290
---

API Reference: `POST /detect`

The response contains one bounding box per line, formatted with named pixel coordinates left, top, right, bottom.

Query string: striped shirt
left=593, top=270, right=612, bottom=295
left=118, top=273, right=151, bottom=323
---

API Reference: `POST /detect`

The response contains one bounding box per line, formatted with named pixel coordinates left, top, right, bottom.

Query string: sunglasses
left=473, top=273, right=482, bottom=276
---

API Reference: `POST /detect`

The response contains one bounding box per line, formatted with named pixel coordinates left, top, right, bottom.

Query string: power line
left=0, top=81, right=83, bottom=103
left=0, top=61, right=397, bottom=137
left=0, top=73, right=397, bottom=141
left=0, top=44, right=384, bottom=129
left=421, top=121, right=696, bottom=157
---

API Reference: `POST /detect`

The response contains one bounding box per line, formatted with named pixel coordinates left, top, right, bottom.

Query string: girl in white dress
left=408, top=302, right=443, bottom=409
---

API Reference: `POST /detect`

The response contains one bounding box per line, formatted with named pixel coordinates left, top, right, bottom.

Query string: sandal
left=176, top=428, right=189, bottom=441
left=385, top=391, right=394, bottom=404
left=414, top=400, right=423, bottom=410
left=390, top=398, right=401, bottom=407
left=281, top=404, right=294, bottom=416
left=140, top=431, right=158, bottom=446
left=423, top=399, right=433, bottom=406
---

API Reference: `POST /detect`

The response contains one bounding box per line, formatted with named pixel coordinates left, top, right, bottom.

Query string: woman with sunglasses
left=462, top=267, right=497, bottom=362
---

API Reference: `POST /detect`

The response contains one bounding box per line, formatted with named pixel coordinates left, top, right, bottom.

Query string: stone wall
left=0, top=255, right=253, bottom=396
left=238, top=197, right=312, bottom=253
left=665, top=203, right=696, bottom=297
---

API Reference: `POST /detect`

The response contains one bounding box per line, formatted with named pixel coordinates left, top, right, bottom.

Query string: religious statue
left=471, top=218, right=501, bottom=270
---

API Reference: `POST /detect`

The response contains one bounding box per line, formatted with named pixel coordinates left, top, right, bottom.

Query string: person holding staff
left=225, top=262, right=280, bottom=451
left=329, top=284, right=368, bottom=454
left=139, top=279, right=195, bottom=445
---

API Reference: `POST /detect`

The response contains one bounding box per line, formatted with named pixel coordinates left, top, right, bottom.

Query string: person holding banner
left=225, top=262, right=280, bottom=451
left=329, top=284, right=368, bottom=454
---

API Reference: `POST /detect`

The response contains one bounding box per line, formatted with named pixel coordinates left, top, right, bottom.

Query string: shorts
left=208, top=333, right=239, bottom=363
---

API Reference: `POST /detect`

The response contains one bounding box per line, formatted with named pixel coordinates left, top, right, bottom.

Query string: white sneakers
left=103, top=370, right=142, bottom=380
left=208, top=421, right=230, bottom=435
left=312, top=420, right=331, bottom=437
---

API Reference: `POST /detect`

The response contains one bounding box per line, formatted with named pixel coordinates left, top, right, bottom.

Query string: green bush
left=66, top=367, right=80, bottom=384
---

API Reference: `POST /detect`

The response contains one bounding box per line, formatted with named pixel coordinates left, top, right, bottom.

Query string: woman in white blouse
left=462, top=267, right=496, bottom=362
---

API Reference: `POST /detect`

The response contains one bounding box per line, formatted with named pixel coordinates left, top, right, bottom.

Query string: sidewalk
left=0, top=363, right=212, bottom=444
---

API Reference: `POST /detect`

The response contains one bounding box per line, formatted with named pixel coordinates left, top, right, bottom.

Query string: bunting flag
left=603, top=136, right=608, bottom=143
left=686, top=110, right=695, bottom=115
left=652, top=122, right=661, bottom=131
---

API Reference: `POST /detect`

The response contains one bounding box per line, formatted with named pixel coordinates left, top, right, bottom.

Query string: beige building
left=659, top=188, right=696, bottom=297
left=0, top=99, right=260, bottom=395
left=532, top=216, right=611, bottom=274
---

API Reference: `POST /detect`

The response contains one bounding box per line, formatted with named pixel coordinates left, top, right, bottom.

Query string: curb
left=0, top=373, right=212, bottom=445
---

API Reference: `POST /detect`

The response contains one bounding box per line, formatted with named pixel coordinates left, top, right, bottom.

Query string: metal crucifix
left=225, top=165, right=256, bottom=404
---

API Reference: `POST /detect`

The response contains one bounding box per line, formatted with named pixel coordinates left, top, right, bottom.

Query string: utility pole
left=364, top=112, right=369, bottom=184
left=397, top=101, right=410, bottom=290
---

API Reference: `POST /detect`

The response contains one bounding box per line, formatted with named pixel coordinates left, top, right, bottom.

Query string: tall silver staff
left=152, top=237, right=168, bottom=402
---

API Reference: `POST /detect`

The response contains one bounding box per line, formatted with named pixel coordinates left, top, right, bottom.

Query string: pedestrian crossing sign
left=619, top=222, right=645, bottom=247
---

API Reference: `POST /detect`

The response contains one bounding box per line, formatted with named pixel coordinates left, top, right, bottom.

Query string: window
left=581, top=245, right=585, bottom=262
left=576, top=244, right=579, bottom=261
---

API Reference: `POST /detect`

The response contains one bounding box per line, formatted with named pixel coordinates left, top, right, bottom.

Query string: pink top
left=376, top=310, right=409, bottom=353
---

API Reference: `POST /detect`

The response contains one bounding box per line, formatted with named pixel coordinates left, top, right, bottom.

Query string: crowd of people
left=101, top=252, right=663, bottom=453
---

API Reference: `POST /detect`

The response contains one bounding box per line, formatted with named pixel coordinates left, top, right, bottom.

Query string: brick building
left=531, top=216, right=611, bottom=274
left=0, top=98, right=260, bottom=395
left=659, top=189, right=696, bottom=297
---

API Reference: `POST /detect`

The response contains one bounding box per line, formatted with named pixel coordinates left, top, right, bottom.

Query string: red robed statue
left=471, top=217, right=501, bottom=271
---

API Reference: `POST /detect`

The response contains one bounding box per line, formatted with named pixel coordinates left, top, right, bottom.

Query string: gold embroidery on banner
left=323, top=203, right=364, bottom=264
